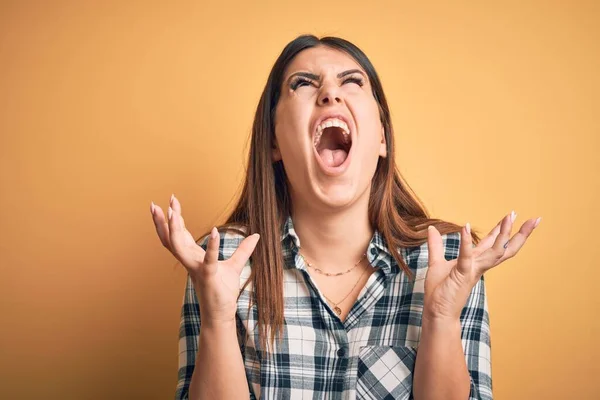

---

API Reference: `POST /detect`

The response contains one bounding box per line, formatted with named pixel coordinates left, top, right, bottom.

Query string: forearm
left=413, top=318, right=471, bottom=400
left=188, top=321, right=249, bottom=400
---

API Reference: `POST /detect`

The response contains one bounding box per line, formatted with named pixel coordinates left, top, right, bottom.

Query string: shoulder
left=196, top=225, right=253, bottom=289
left=440, top=230, right=462, bottom=261
left=401, top=230, right=462, bottom=271
left=196, top=225, right=251, bottom=260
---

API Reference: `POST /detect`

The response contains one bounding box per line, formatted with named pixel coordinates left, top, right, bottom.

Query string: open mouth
left=313, top=118, right=352, bottom=168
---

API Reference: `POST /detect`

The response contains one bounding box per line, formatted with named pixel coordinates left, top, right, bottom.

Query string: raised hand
left=424, top=212, right=541, bottom=322
left=150, top=194, right=260, bottom=326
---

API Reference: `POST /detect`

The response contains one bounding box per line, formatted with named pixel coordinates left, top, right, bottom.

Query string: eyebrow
left=286, top=69, right=366, bottom=85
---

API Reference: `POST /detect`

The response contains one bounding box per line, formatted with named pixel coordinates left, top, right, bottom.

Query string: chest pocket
left=356, top=346, right=417, bottom=400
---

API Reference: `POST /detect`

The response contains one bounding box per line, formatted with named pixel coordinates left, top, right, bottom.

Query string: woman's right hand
left=150, top=194, right=260, bottom=326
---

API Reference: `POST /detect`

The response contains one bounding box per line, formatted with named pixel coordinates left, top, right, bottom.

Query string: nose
left=317, top=83, right=343, bottom=106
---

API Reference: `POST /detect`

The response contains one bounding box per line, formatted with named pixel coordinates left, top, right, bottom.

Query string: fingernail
left=151, top=201, right=155, bottom=215
left=465, top=222, right=471, bottom=235
left=170, top=194, right=175, bottom=204
left=534, top=217, right=542, bottom=228
left=211, top=227, right=218, bottom=238
left=510, top=211, right=517, bottom=223
left=168, top=207, right=173, bottom=220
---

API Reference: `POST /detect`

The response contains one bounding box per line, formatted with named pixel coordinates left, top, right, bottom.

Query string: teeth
left=314, top=118, right=350, bottom=147
left=314, top=132, right=322, bottom=147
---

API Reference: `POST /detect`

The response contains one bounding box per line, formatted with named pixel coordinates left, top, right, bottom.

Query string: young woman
left=150, top=35, right=540, bottom=400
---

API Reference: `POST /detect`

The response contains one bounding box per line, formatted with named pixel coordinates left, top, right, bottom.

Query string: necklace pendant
left=334, top=306, right=342, bottom=315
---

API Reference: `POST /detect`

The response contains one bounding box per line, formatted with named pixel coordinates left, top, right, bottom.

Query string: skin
left=152, top=197, right=258, bottom=399
left=415, top=213, right=540, bottom=399
left=273, top=45, right=387, bottom=211
left=150, top=45, right=542, bottom=399
left=272, top=45, right=388, bottom=318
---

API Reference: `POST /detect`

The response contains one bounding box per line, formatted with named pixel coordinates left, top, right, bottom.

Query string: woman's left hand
left=423, top=212, right=541, bottom=322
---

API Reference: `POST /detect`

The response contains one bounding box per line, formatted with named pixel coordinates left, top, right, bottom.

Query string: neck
left=290, top=194, right=373, bottom=274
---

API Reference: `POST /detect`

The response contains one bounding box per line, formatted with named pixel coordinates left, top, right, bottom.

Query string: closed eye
left=290, top=77, right=314, bottom=90
left=290, top=74, right=365, bottom=91
left=342, top=76, right=364, bottom=87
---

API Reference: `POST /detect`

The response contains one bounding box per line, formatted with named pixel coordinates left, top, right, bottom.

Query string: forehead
left=283, top=45, right=365, bottom=77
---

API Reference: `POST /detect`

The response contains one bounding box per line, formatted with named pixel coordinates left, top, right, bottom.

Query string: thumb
left=427, top=225, right=444, bottom=267
left=228, top=233, right=261, bottom=274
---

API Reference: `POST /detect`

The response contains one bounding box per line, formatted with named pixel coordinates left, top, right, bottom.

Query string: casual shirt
left=176, top=217, right=492, bottom=399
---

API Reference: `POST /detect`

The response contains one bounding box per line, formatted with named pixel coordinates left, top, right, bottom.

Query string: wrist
left=201, top=317, right=238, bottom=331
left=195, top=288, right=238, bottom=330
left=421, top=315, right=462, bottom=334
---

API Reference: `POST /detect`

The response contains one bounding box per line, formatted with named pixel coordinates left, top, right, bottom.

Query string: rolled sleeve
left=444, top=231, right=493, bottom=399
left=174, top=235, right=254, bottom=399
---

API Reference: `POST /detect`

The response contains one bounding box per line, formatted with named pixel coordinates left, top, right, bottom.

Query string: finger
left=169, top=201, right=206, bottom=269
left=167, top=198, right=186, bottom=255
left=171, top=194, right=186, bottom=230
left=203, top=227, right=220, bottom=274
left=497, top=218, right=539, bottom=262
left=427, top=225, right=444, bottom=267
left=228, top=233, right=261, bottom=274
left=493, top=211, right=514, bottom=251
left=456, top=223, right=474, bottom=275
left=475, top=220, right=502, bottom=252
left=480, top=212, right=514, bottom=270
left=151, top=202, right=171, bottom=250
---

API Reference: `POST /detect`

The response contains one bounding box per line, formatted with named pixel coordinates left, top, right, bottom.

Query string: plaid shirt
left=176, top=217, right=492, bottom=399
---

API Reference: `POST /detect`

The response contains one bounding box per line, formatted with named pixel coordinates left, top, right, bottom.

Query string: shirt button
left=337, top=348, right=346, bottom=357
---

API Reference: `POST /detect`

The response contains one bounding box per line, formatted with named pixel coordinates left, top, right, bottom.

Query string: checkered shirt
left=176, top=217, right=492, bottom=399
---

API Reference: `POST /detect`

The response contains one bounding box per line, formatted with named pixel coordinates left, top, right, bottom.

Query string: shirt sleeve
left=175, top=274, right=202, bottom=400
left=444, top=232, right=493, bottom=400
left=174, top=238, right=255, bottom=400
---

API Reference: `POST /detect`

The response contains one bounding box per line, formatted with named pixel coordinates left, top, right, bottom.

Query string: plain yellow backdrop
left=1, top=1, right=598, bottom=399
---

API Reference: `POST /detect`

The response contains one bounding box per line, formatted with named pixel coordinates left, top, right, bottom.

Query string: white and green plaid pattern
left=176, top=217, right=492, bottom=399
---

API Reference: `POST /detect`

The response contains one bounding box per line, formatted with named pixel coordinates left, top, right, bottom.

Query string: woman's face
left=274, top=45, right=386, bottom=212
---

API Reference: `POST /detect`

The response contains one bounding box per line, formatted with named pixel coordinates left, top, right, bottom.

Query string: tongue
left=318, top=148, right=348, bottom=167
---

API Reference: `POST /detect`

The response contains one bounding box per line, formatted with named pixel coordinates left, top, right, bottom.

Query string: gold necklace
left=322, top=264, right=370, bottom=316
left=300, top=252, right=367, bottom=277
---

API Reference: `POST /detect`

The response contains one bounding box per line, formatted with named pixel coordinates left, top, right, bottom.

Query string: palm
left=424, top=212, right=540, bottom=321
left=150, top=195, right=260, bottom=322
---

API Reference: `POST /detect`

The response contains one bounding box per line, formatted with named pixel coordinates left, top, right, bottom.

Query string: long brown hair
left=199, top=35, right=480, bottom=351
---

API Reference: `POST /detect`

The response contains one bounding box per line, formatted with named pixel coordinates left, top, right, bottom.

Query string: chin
left=312, top=180, right=362, bottom=210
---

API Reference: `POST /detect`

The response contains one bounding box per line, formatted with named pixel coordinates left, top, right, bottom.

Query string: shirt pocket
left=356, top=345, right=417, bottom=400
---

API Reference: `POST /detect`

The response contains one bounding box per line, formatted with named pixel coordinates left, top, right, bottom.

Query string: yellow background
left=1, top=1, right=598, bottom=398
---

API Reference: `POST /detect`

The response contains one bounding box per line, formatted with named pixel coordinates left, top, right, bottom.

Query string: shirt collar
left=280, top=215, right=399, bottom=277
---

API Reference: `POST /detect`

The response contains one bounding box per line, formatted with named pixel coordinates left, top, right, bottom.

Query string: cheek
left=276, top=103, right=311, bottom=147
left=355, top=101, right=383, bottom=146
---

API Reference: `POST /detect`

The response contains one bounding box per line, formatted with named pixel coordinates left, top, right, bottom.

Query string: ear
left=272, top=139, right=282, bottom=162
left=379, top=125, right=387, bottom=158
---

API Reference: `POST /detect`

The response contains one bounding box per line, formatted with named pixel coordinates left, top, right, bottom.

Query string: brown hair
left=199, top=34, right=480, bottom=351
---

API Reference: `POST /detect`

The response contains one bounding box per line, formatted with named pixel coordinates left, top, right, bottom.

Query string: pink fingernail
left=466, top=222, right=471, bottom=235
left=534, top=217, right=542, bottom=228
left=170, top=194, right=175, bottom=204
left=211, top=227, right=218, bottom=238
left=150, top=201, right=155, bottom=215
left=168, top=207, right=173, bottom=220
left=510, top=211, right=517, bottom=223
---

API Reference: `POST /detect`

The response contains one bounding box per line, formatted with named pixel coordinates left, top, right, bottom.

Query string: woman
left=150, top=35, right=540, bottom=400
